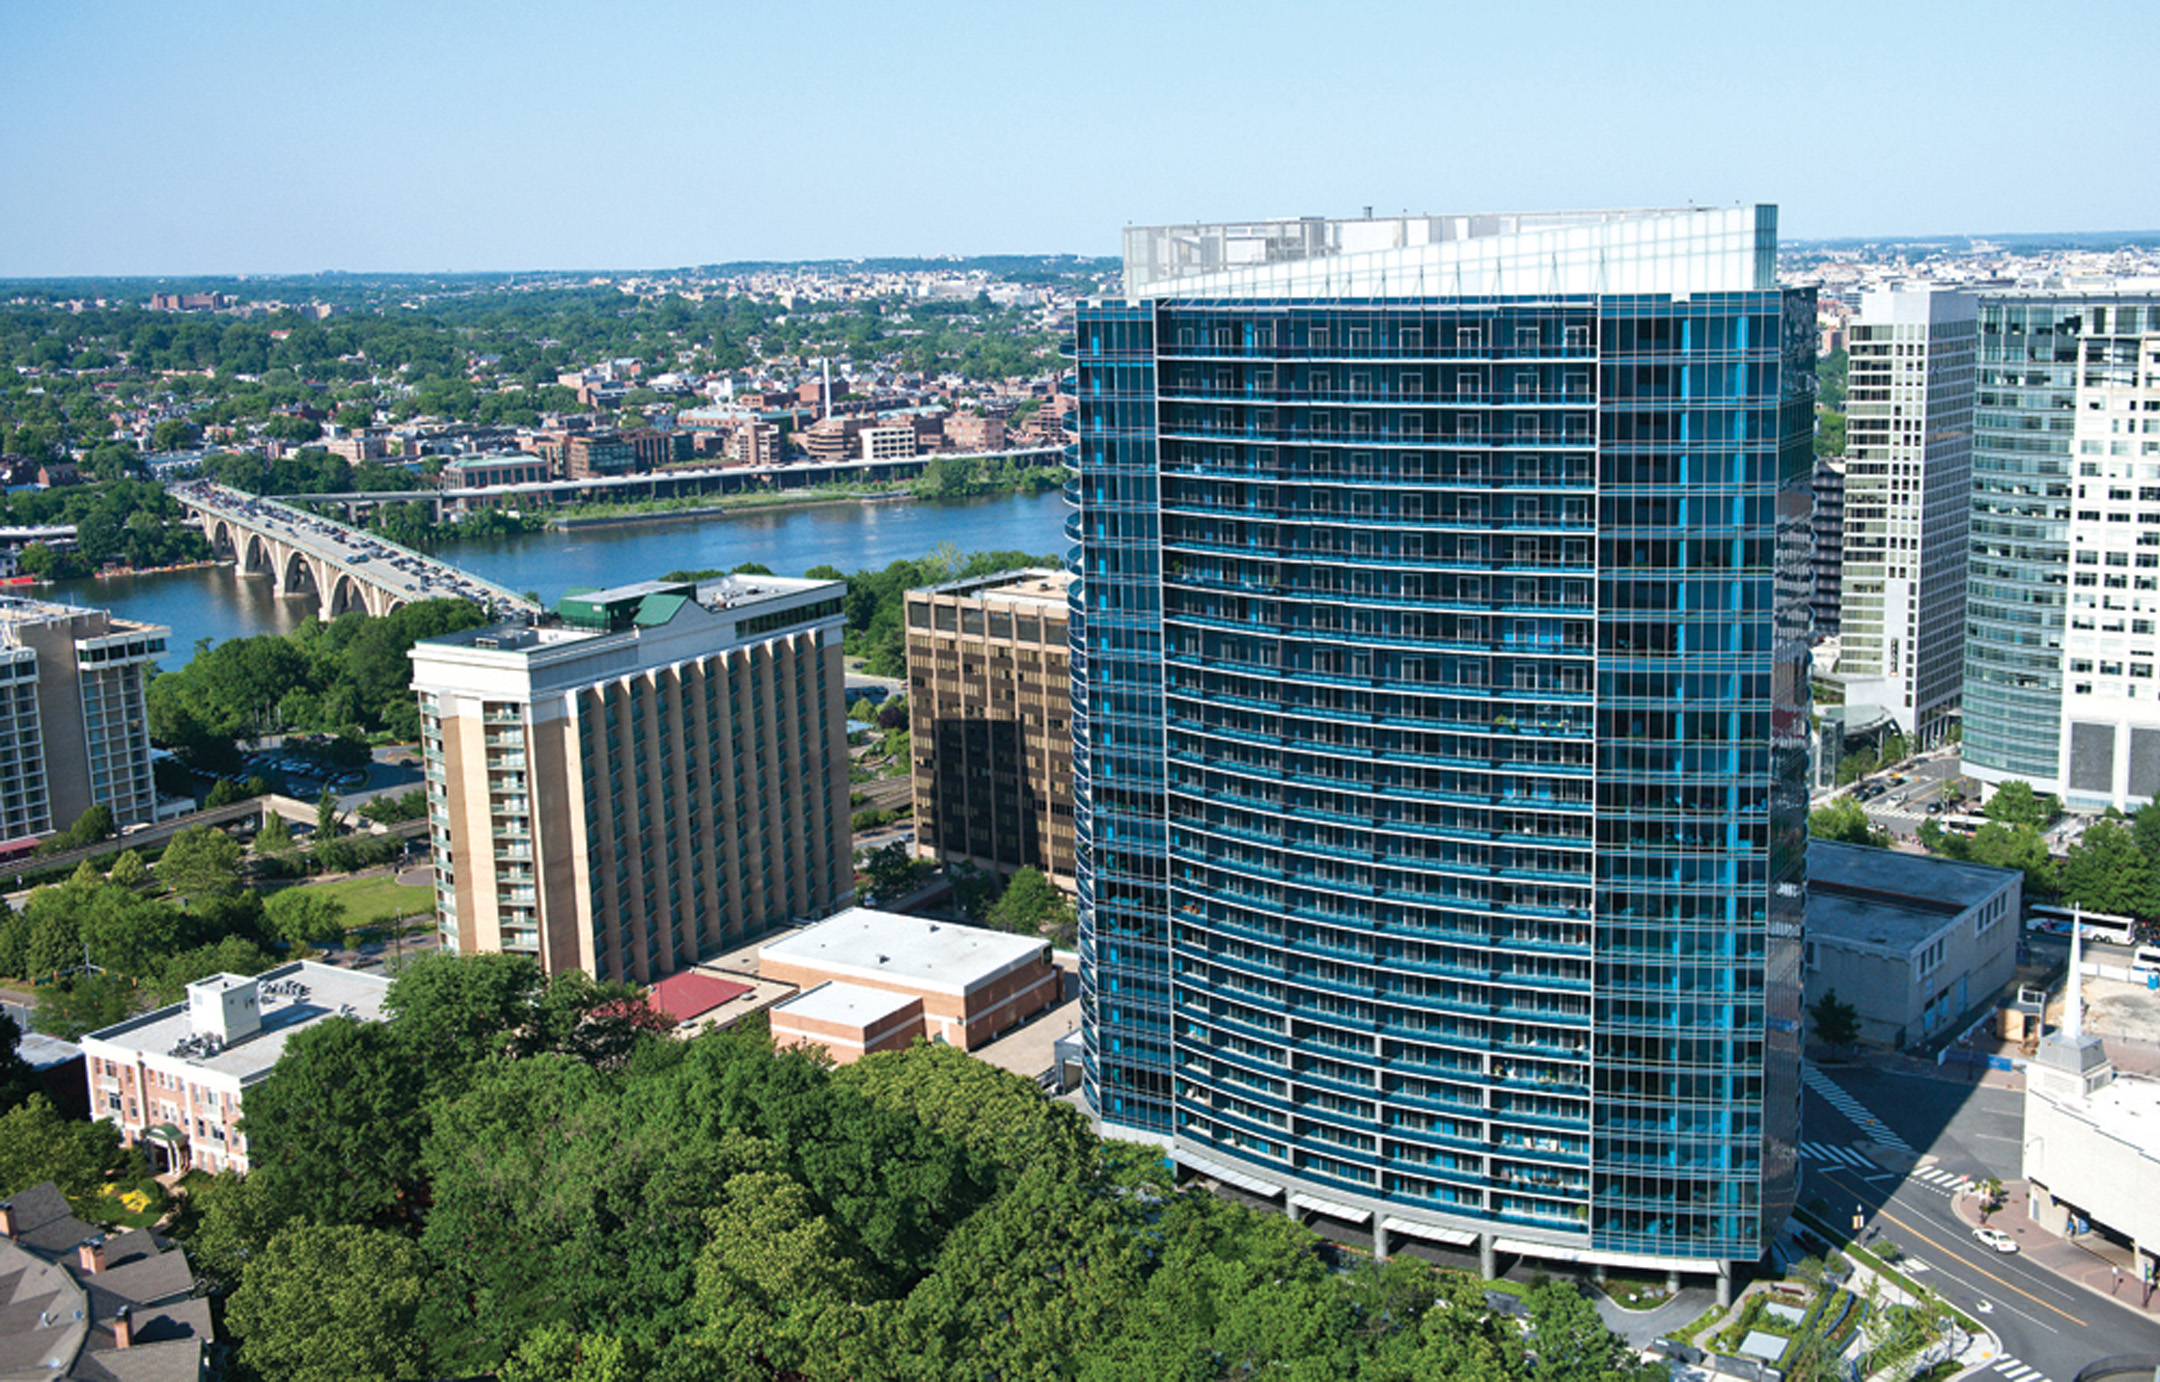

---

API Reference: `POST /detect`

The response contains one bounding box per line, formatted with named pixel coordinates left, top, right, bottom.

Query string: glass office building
left=1070, top=208, right=1812, bottom=1296
left=1965, top=289, right=2160, bottom=806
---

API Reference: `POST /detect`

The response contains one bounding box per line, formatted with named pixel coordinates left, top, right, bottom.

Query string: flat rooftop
left=1811, top=839, right=2018, bottom=910
left=760, top=907, right=1047, bottom=996
left=915, top=568, right=1072, bottom=609
left=2052, top=1067, right=2160, bottom=1150
left=416, top=571, right=840, bottom=660
left=774, top=980, right=920, bottom=1029
left=82, top=961, right=389, bottom=1084
left=1809, top=841, right=2019, bottom=952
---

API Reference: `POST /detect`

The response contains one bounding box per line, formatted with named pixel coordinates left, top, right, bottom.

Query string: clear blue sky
left=4, top=0, right=2151, bottom=276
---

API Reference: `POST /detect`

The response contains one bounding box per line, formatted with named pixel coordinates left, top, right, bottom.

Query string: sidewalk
left=1951, top=1182, right=2160, bottom=1317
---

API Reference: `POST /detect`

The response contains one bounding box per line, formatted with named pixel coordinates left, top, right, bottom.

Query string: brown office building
left=409, top=575, right=851, bottom=983
left=905, top=569, right=1074, bottom=889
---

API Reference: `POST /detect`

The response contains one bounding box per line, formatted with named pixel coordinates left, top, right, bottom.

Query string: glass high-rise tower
left=1069, top=208, right=1813, bottom=1298
left=1965, top=287, right=2160, bottom=808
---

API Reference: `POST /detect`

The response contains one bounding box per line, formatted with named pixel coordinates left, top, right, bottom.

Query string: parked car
left=1972, top=1227, right=2018, bottom=1254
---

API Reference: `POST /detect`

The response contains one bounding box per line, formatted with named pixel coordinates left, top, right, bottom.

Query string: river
left=51, top=489, right=1073, bottom=658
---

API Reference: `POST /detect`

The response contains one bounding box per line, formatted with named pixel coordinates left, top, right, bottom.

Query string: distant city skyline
left=5, top=0, right=2157, bottom=277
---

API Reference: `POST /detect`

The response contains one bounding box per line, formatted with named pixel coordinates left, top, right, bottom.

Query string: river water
left=52, top=489, right=1072, bottom=659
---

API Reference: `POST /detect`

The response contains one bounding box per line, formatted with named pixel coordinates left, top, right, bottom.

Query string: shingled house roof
left=0, top=1182, right=211, bottom=1382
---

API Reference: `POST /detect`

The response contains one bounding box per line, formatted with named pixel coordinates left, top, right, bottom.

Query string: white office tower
left=1835, top=285, right=1974, bottom=746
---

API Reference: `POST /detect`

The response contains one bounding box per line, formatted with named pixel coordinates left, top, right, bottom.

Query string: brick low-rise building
left=760, top=907, right=1059, bottom=1059
left=80, top=963, right=392, bottom=1175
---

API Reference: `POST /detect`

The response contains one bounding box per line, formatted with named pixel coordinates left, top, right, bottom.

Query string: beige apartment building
left=904, top=569, right=1074, bottom=888
left=409, top=574, right=851, bottom=983
left=0, top=596, right=167, bottom=843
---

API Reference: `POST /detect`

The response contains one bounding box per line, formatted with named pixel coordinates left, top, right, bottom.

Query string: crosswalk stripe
left=1803, top=1065, right=1916, bottom=1152
left=1998, top=1364, right=2033, bottom=1380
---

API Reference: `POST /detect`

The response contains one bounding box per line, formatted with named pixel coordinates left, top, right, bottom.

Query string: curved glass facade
left=1074, top=259, right=1811, bottom=1272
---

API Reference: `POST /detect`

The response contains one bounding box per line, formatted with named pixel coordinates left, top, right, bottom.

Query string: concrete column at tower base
left=1478, top=1233, right=1496, bottom=1280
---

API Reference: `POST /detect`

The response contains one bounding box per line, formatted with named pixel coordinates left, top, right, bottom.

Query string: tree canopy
left=190, top=951, right=1649, bottom=1380
left=148, top=596, right=489, bottom=754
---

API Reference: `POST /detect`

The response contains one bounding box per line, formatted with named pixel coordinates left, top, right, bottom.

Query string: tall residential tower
left=409, top=575, right=851, bottom=981
left=0, top=596, right=167, bottom=843
left=1069, top=207, right=1813, bottom=1299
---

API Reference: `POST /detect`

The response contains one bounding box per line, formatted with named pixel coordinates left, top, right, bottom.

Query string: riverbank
left=3, top=558, right=225, bottom=592
left=94, top=559, right=226, bottom=579
left=544, top=486, right=914, bottom=531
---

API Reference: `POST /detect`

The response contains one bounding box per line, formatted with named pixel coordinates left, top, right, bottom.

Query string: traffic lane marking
left=1818, top=1165, right=2085, bottom=1331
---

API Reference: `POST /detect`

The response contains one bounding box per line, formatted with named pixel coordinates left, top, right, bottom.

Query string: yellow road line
left=1875, top=1203, right=2091, bottom=1328
left=1817, top=1165, right=2090, bottom=1327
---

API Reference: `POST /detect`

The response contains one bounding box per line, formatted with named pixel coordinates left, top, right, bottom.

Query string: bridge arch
left=242, top=533, right=275, bottom=577
left=208, top=520, right=236, bottom=562
left=326, top=572, right=371, bottom=619
left=280, top=548, right=320, bottom=598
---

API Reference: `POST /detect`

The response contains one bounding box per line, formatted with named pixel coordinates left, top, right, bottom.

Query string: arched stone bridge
left=170, top=482, right=542, bottom=623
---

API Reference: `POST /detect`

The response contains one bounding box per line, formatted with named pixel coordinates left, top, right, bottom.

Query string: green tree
left=39, top=803, right=115, bottom=854
left=16, top=541, right=58, bottom=578
left=982, top=866, right=1077, bottom=946
left=862, top=841, right=920, bottom=904
left=1809, top=798, right=1886, bottom=848
left=1523, top=1278, right=1645, bottom=1382
left=1814, top=408, right=1846, bottom=459
left=834, top=1041, right=1093, bottom=1180
left=498, top=1325, right=650, bottom=1382
left=35, top=973, right=137, bottom=1041
left=149, top=935, right=280, bottom=1006
left=1985, top=780, right=2060, bottom=830
left=265, top=887, right=350, bottom=948
left=240, top=1018, right=429, bottom=1227
left=1834, top=746, right=1878, bottom=787
left=227, top=1223, right=431, bottom=1382
left=2060, top=818, right=2155, bottom=920
left=676, top=1170, right=880, bottom=1380
left=0, top=1013, right=39, bottom=1114
left=1810, top=988, right=1862, bottom=1049
left=182, top=1167, right=295, bottom=1294
left=416, top=1054, right=773, bottom=1372
left=107, top=848, right=148, bottom=890
left=901, top=1166, right=1146, bottom=1381
left=257, top=810, right=295, bottom=856
left=0, top=1094, right=129, bottom=1205
left=1967, top=821, right=2058, bottom=897
left=157, top=824, right=246, bottom=900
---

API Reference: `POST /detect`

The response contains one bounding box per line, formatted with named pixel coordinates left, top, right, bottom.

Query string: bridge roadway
left=169, top=481, right=543, bottom=623
left=283, top=446, right=1067, bottom=521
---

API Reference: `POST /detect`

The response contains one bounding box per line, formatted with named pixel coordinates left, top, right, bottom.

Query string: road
left=1802, top=1064, right=2160, bottom=1381
left=1838, top=748, right=1969, bottom=838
